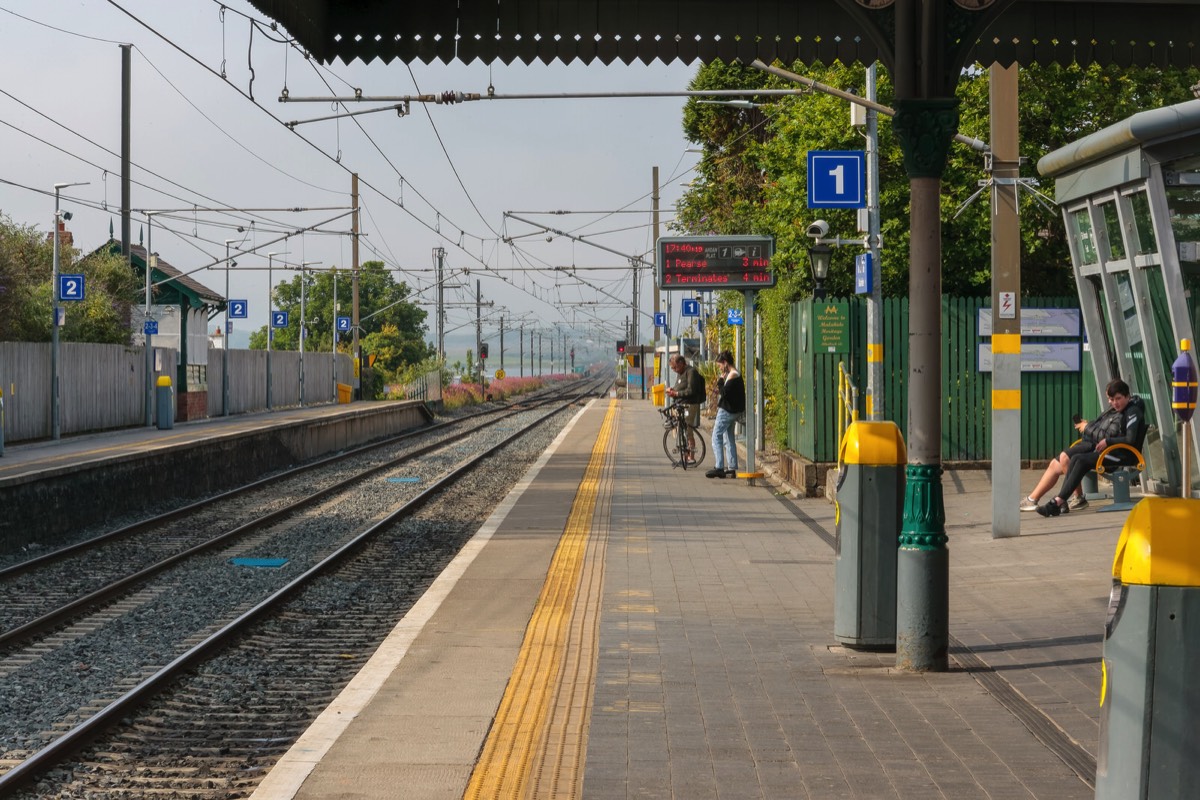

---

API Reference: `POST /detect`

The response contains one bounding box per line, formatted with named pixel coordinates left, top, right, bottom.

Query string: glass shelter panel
left=1100, top=202, right=1126, bottom=261
left=1164, top=155, right=1200, bottom=343
left=1129, top=191, right=1157, bottom=257
left=1069, top=208, right=1100, bottom=266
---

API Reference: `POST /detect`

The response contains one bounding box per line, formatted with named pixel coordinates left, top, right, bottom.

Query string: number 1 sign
left=807, top=151, right=866, bottom=209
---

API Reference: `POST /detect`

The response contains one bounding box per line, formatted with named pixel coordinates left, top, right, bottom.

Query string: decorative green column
left=892, top=97, right=959, bottom=672
left=897, top=464, right=949, bottom=670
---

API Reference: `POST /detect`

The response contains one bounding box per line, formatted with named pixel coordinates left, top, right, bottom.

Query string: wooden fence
left=0, top=342, right=352, bottom=443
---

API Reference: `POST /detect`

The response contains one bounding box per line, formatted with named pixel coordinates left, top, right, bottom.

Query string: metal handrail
left=836, top=362, right=859, bottom=472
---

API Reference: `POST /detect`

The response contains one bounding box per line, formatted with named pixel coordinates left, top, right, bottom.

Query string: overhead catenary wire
left=57, top=1, right=673, bottom=333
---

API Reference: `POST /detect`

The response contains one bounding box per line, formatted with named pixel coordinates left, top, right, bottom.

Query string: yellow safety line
left=465, top=399, right=618, bottom=800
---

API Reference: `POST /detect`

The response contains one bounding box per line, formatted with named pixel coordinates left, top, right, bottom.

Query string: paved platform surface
left=0, top=401, right=404, bottom=483
left=251, top=396, right=1131, bottom=799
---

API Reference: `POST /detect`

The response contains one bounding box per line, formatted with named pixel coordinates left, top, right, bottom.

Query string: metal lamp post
left=266, top=251, right=288, bottom=411
left=222, top=240, right=238, bottom=417
left=808, top=244, right=832, bottom=301
left=298, top=261, right=319, bottom=407
left=50, top=181, right=89, bottom=440
left=331, top=268, right=338, bottom=397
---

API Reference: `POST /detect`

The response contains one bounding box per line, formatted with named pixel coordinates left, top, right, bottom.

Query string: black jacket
left=1107, top=395, right=1148, bottom=452
left=716, top=373, right=746, bottom=414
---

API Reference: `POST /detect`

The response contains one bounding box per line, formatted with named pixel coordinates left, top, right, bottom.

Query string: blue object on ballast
left=230, top=557, right=289, bottom=568
left=386, top=477, right=421, bottom=483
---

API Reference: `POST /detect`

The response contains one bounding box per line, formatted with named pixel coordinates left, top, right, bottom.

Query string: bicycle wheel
left=685, top=425, right=706, bottom=468
left=663, top=426, right=683, bottom=467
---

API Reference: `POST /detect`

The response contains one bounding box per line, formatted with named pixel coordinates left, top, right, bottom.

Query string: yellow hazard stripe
left=991, top=333, right=1021, bottom=354
left=465, top=399, right=617, bottom=799
left=992, top=389, right=1022, bottom=410
left=867, top=343, right=883, bottom=363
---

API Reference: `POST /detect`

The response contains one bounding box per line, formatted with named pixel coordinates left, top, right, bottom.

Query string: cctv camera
left=62, top=211, right=73, bottom=222
left=806, top=220, right=829, bottom=239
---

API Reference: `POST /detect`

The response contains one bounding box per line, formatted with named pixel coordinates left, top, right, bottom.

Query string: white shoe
left=1067, top=495, right=1088, bottom=511
left=1019, top=496, right=1038, bottom=512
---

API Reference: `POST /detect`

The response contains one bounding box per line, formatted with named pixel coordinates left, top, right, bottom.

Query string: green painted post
left=893, top=96, right=959, bottom=673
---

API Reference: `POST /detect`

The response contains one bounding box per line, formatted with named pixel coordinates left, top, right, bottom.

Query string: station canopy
left=245, top=1, right=1200, bottom=70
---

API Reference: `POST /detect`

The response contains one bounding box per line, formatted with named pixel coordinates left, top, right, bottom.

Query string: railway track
left=0, top=378, right=608, bottom=797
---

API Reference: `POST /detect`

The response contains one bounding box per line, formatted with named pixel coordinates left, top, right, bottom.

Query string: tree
left=248, top=260, right=434, bottom=377
left=0, top=213, right=138, bottom=343
left=676, top=60, right=1200, bottom=448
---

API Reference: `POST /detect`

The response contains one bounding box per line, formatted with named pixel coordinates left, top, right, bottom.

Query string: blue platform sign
left=58, top=274, right=85, bottom=301
left=143, top=319, right=158, bottom=335
left=807, top=150, right=866, bottom=209
left=228, top=299, right=248, bottom=319
left=337, top=316, right=351, bottom=332
left=272, top=311, right=289, bottom=328
left=854, top=253, right=874, bottom=294
left=727, top=308, right=744, bottom=326
left=654, top=312, right=667, bottom=328
left=681, top=298, right=701, bottom=317
left=226, top=320, right=234, bottom=335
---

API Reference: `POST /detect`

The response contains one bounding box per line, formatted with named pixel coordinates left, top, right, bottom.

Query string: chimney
left=46, top=219, right=74, bottom=249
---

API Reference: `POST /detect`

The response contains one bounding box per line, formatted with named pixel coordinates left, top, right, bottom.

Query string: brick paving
left=584, top=401, right=1120, bottom=799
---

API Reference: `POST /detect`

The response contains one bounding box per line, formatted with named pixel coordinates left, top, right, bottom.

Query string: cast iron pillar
left=893, top=96, right=959, bottom=672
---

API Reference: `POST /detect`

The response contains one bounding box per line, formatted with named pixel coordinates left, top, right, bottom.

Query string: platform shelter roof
left=244, top=1, right=1200, bottom=71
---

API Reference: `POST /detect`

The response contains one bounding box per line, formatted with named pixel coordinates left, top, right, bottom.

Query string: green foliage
left=676, top=60, right=1200, bottom=449
left=0, top=213, right=138, bottom=343
left=248, top=260, right=434, bottom=379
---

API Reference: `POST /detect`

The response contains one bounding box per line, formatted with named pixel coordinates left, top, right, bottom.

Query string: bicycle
left=660, top=402, right=706, bottom=469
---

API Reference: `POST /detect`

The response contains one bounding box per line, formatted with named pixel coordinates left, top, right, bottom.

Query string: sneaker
left=1036, top=499, right=1066, bottom=517
left=1019, top=496, right=1039, bottom=512
left=725, top=469, right=738, bottom=478
left=1067, top=495, right=1088, bottom=511
left=705, top=468, right=726, bottom=479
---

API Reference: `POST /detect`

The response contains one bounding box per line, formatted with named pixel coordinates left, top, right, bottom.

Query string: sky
left=0, top=0, right=703, bottom=360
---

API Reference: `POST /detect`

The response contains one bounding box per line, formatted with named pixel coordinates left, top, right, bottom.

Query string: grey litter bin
left=834, top=420, right=906, bottom=649
left=155, top=376, right=175, bottom=430
left=1097, top=497, right=1200, bottom=799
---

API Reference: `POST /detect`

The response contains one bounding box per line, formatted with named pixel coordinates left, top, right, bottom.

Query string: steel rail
left=0, top=382, right=605, bottom=795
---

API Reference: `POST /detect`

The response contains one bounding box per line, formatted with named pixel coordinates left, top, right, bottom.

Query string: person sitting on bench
left=1020, top=407, right=1125, bottom=512
left=1037, top=379, right=1147, bottom=517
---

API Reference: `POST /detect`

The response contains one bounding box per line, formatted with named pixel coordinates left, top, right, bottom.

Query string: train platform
left=0, top=399, right=430, bottom=550
left=250, top=396, right=1126, bottom=800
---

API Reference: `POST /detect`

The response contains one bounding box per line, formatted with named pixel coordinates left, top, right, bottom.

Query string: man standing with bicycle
left=666, top=354, right=705, bottom=463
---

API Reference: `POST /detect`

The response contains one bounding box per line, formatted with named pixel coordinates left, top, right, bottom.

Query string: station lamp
left=808, top=243, right=833, bottom=301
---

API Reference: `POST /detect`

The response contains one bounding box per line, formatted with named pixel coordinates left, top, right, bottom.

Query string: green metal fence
left=788, top=296, right=1085, bottom=463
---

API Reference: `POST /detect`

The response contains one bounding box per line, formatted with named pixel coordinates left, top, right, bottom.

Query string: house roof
left=244, top=1, right=1200, bottom=70
left=103, top=240, right=224, bottom=308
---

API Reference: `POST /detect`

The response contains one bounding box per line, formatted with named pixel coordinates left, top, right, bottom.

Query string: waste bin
left=337, top=382, right=353, bottom=404
left=651, top=383, right=665, bottom=407
left=155, top=376, right=174, bottom=430
left=834, top=420, right=906, bottom=649
left=1097, top=497, right=1200, bottom=799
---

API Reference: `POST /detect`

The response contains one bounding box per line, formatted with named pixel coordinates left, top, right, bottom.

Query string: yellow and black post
left=834, top=421, right=906, bottom=649
left=1097, top=498, right=1200, bottom=798
left=155, top=376, right=174, bottom=431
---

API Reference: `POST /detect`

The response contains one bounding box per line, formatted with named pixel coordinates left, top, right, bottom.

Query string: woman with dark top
left=706, top=350, right=746, bottom=479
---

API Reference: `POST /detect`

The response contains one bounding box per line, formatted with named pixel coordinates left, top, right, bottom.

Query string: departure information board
left=656, top=235, right=776, bottom=290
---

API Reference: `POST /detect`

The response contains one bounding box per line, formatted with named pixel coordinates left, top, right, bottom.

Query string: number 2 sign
left=58, top=274, right=86, bottom=301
